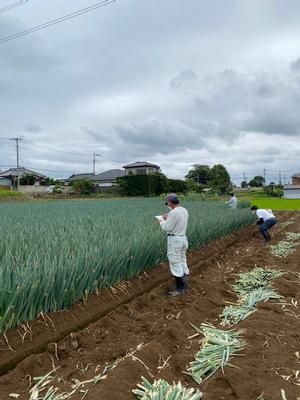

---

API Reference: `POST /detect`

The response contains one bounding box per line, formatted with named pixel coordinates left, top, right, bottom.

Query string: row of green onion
left=0, top=199, right=253, bottom=333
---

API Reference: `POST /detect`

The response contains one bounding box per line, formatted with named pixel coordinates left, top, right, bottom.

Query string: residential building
left=92, top=169, right=125, bottom=192
left=64, top=173, right=95, bottom=184
left=122, top=161, right=161, bottom=176
left=0, top=167, right=46, bottom=188
left=65, top=169, right=125, bottom=192
left=292, top=173, right=300, bottom=185
left=283, top=172, right=300, bottom=199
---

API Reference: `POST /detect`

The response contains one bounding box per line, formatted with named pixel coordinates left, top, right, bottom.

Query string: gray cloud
left=1, top=0, right=300, bottom=181
left=169, top=69, right=199, bottom=92
left=113, top=119, right=204, bottom=158
left=24, top=124, right=43, bottom=133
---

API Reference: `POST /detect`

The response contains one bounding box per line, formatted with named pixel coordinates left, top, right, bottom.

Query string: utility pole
left=93, top=152, right=96, bottom=175
left=10, top=137, right=22, bottom=191
left=93, top=153, right=101, bottom=175
left=279, top=170, right=282, bottom=185
left=263, top=169, right=266, bottom=186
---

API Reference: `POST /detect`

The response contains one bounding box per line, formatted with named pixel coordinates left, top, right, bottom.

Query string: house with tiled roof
left=0, top=167, right=46, bottom=189
left=65, top=169, right=125, bottom=192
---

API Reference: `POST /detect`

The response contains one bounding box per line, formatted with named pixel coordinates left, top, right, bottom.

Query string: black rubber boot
left=261, top=229, right=271, bottom=241
left=168, top=276, right=185, bottom=297
left=182, top=274, right=189, bottom=291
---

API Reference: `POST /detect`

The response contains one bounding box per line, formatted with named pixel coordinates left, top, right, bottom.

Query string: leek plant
left=133, top=377, right=202, bottom=400
left=286, top=232, right=300, bottom=241
left=270, top=231, right=300, bottom=257
left=186, top=324, right=246, bottom=384
left=221, top=268, right=284, bottom=325
left=29, top=370, right=73, bottom=400
left=270, top=241, right=297, bottom=257
left=221, top=287, right=282, bottom=325
left=0, top=199, right=252, bottom=332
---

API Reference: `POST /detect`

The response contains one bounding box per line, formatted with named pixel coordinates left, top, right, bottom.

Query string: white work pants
left=167, top=235, right=189, bottom=277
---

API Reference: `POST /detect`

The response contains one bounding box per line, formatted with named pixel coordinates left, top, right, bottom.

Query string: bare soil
left=0, top=212, right=299, bottom=400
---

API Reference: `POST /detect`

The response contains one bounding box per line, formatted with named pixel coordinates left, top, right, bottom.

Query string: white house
left=283, top=172, right=300, bottom=199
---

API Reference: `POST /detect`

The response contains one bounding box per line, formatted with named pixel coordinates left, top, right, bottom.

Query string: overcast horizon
left=1, top=0, right=300, bottom=185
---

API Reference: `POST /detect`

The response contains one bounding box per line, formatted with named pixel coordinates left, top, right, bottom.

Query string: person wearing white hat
left=157, top=193, right=189, bottom=296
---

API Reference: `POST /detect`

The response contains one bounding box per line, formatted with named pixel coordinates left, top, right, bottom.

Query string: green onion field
left=0, top=199, right=252, bottom=332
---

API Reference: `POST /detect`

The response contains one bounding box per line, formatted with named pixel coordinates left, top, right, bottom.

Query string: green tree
left=241, top=180, right=248, bottom=188
left=248, top=175, right=265, bottom=187
left=185, top=164, right=210, bottom=184
left=117, top=173, right=168, bottom=196
left=72, top=179, right=94, bottom=195
left=41, top=177, right=64, bottom=186
left=20, top=174, right=36, bottom=185
left=208, top=164, right=231, bottom=194
left=167, top=178, right=188, bottom=193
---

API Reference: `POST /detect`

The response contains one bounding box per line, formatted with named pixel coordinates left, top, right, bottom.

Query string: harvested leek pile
left=186, top=324, right=246, bottom=384
left=270, top=232, right=300, bottom=257
left=232, top=268, right=284, bottom=294
left=133, top=377, right=202, bottom=400
left=221, top=288, right=282, bottom=325
left=221, top=268, right=284, bottom=325
left=286, top=232, right=300, bottom=241
left=270, top=241, right=297, bottom=257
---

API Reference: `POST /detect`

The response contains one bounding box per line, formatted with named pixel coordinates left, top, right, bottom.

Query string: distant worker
left=156, top=193, right=189, bottom=297
left=226, top=192, right=238, bottom=209
left=250, top=205, right=277, bottom=242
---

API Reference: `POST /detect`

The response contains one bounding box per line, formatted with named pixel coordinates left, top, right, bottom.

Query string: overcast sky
left=0, top=0, right=300, bottom=184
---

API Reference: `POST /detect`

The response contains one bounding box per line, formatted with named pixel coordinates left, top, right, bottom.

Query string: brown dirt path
left=0, top=211, right=299, bottom=400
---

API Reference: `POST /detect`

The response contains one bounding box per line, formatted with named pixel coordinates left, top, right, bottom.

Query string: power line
left=22, top=141, right=124, bottom=163
left=23, top=143, right=124, bottom=163
left=0, top=0, right=29, bottom=15
left=24, top=144, right=91, bottom=157
left=0, top=0, right=117, bottom=45
left=0, top=164, right=73, bottom=174
left=95, top=153, right=124, bottom=164
left=24, top=166, right=73, bottom=173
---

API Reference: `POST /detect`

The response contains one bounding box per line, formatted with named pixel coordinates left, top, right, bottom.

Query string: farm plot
left=0, top=199, right=252, bottom=333
left=0, top=209, right=299, bottom=400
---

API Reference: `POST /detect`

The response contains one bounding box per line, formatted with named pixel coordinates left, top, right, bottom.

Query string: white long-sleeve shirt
left=228, top=196, right=237, bottom=208
left=256, top=209, right=276, bottom=221
left=159, top=206, right=189, bottom=235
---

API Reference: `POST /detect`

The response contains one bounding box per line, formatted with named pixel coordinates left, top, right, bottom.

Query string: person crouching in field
left=157, top=194, right=189, bottom=297
left=250, top=205, right=277, bottom=242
